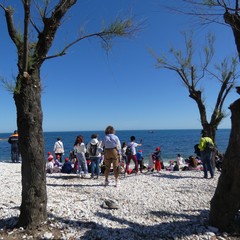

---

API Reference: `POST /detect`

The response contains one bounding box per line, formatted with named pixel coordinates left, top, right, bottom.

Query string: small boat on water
left=148, top=130, right=154, bottom=133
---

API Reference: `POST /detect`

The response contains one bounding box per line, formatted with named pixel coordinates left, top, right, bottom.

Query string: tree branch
left=33, top=0, right=77, bottom=67
left=0, top=5, right=22, bottom=49
left=22, top=0, right=31, bottom=72
left=30, top=18, right=41, bottom=34
left=42, top=30, right=126, bottom=61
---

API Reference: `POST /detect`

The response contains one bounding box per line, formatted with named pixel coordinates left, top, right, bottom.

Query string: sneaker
left=115, top=179, right=119, bottom=187
left=104, top=180, right=109, bottom=186
left=82, top=174, right=90, bottom=179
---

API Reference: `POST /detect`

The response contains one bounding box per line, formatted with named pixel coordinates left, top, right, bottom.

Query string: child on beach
left=46, top=154, right=61, bottom=173
left=125, top=136, right=142, bottom=175
left=136, top=150, right=145, bottom=173
left=182, top=155, right=199, bottom=171
left=176, top=153, right=185, bottom=169
left=46, top=155, right=54, bottom=174
left=54, top=155, right=63, bottom=168
left=166, top=160, right=175, bottom=171
left=61, top=157, right=73, bottom=174
left=152, top=147, right=162, bottom=172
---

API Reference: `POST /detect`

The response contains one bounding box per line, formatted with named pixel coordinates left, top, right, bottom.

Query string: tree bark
left=209, top=98, right=240, bottom=231
left=14, top=70, right=47, bottom=228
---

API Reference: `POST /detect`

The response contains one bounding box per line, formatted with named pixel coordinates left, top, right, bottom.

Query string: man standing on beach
left=8, top=130, right=20, bottom=163
left=198, top=130, right=215, bottom=179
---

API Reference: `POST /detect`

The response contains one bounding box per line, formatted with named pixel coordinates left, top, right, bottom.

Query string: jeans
left=201, top=151, right=214, bottom=178
left=76, top=152, right=88, bottom=174
left=90, top=157, right=100, bottom=177
left=11, top=146, right=19, bottom=163
left=11, top=150, right=19, bottom=163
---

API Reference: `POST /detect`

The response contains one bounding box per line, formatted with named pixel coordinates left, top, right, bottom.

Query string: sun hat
left=47, top=152, right=52, bottom=155
left=156, top=147, right=160, bottom=151
left=48, top=155, right=54, bottom=161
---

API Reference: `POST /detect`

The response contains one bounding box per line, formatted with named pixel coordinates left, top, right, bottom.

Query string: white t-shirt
left=127, top=142, right=138, bottom=155
left=177, top=156, right=184, bottom=165
left=54, top=140, right=64, bottom=154
left=74, top=143, right=86, bottom=154
left=46, top=161, right=54, bottom=170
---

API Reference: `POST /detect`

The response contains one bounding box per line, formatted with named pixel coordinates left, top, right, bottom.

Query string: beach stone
left=102, top=199, right=119, bottom=209
left=42, top=232, right=53, bottom=239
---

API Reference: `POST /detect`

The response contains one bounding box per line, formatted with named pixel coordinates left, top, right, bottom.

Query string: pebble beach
left=0, top=162, right=235, bottom=240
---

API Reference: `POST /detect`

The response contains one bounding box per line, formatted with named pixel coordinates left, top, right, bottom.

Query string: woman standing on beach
left=74, top=135, right=88, bottom=178
left=53, top=137, right=64, bottom=162
left=102, top=125, right=121, bottom=187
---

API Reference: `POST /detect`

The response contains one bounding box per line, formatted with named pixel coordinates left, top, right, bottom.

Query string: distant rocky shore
left=0, top=162, right=237, bottom=239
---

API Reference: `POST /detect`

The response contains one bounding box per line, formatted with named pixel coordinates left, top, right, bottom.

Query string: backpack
left=126, top=145, right=133, bottom=156
left=205, top=141, right=215, bottom=152
left=90, top=143, right=98, bottom=156
left=194, top=144, right=201, bottom=156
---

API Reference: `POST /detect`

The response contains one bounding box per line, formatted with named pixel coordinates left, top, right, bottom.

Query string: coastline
left=0, top=162, right=232, bottom=239
left=0, top=129, right=230, bottom=162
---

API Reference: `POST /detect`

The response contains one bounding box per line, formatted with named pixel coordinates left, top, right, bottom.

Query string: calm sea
left=0, top=129, right=230, bottom=162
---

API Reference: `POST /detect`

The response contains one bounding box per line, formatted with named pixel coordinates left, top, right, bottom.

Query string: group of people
left=8, top=126, right=219, bottom=183
left=47, top=127, right=219, bottom=183
left=46, top=126, right=147, bottom=187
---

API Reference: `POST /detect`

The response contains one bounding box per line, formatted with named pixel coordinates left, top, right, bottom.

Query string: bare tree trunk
left=209, top=98, right=240, bottom=231
left=14, top=71, right=47, bottom=228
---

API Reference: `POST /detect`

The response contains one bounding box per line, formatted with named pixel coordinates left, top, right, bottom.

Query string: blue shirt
left=136, top=152, right=143, bottom=161
left=103, top=134, right=121, bottom=150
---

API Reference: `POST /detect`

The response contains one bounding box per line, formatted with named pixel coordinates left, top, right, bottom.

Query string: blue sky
left=0, top=0, right=238, bottom=133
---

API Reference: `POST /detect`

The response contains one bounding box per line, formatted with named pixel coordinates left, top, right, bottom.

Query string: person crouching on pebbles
left=102, top=125, right=121, bottom=187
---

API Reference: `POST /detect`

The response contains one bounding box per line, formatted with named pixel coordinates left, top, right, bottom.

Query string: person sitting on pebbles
left=46, top=154, right=61, bottom=173
left=182, top=156, right=200, bottom=171
left=61, top=157, right=73, bottom=174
